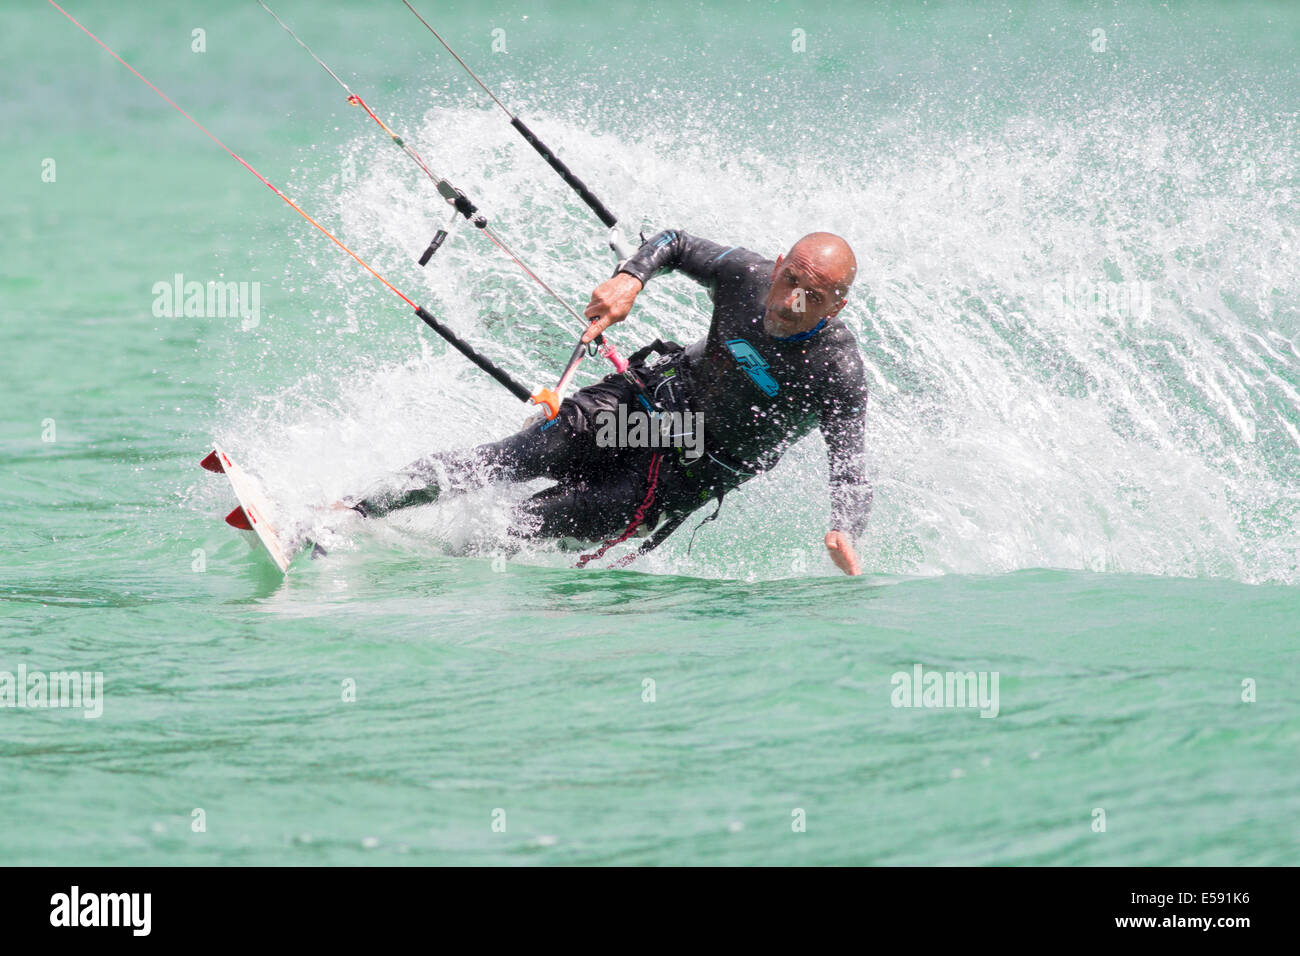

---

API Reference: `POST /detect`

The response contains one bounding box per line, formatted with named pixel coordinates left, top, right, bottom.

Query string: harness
left=575, top=339, right=752, bottom=569
left=573, top=452, right=664, bottom=568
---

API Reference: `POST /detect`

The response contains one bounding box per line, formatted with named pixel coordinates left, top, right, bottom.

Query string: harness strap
left=609, top=509, right=691, bottom=569
left=686, top=494, right=725, bottom=555
left=574, top=452, right=663, bottom=568
left=625, top=338, right=684, bottom=366
left=612, top=488, right=725, bottom=569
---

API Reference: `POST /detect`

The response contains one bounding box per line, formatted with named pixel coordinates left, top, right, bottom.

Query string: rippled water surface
left=2, top=0, right=1297, bottom=864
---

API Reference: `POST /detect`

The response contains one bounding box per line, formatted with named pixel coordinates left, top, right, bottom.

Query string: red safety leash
left=575, top=453, right=662, bottom=568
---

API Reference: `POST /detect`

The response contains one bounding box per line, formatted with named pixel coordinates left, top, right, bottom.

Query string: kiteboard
left=200, top=445, right=295, bottom=572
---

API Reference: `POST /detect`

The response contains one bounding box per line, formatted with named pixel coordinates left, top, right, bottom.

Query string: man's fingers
left=582, top=274, right=640, bottom=337
left=581, top=316, right=612, bottom=344
left=828, top=548, right=860, bottom=576
left=825, top=532, right=861, bottom=576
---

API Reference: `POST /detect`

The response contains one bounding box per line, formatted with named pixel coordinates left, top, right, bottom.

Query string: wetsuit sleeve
left=820, top=360, right=873, bottom=538
left=618, top=229, right=748, bottom=294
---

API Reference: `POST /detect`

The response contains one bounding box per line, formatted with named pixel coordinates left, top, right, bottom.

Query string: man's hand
left=825, top=530, right=861, bottom=576
left=582, top=272, right=643, bottom=343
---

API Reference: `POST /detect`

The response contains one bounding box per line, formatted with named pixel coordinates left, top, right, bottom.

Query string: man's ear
left=770, top=254, right=784, bottom=279
left=826, top=297, right=848, bottom=319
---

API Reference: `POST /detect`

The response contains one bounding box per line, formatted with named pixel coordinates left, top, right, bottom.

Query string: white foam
left=216, top=96, right=1299, bottom=583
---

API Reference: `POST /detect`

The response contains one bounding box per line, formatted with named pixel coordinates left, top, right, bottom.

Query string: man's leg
left=509, top=466, right=649, bottom=543
left=349, top=378, right=633, bottom=517
left=348, top=417, right=573, bottom=517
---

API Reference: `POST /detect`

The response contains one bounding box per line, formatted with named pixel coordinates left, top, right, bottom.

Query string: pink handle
left=601, top=343, right=629, bottom=374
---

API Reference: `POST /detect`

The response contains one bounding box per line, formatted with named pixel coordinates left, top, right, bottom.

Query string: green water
left=2, top=0, right=1297, bottom=865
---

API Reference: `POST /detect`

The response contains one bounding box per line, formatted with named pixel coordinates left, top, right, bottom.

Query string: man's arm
left=617, top=229, right=743, bottom=293
left=582, top=230, right=745, bottom=342
left=820, top=369, right=872, bottom=575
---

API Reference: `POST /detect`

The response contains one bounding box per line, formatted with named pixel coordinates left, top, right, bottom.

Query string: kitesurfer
left=348, top=230, right=872, bottom=575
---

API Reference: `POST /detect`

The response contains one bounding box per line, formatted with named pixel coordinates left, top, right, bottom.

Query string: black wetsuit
left=355, top=230, right=872, bottom=558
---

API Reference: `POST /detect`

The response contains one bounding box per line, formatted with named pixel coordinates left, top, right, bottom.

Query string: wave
left=215, top=67, right=1298, bottom=584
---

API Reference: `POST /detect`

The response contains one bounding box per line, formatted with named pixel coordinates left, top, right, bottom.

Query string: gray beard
left=763, top=312, right=796, bottom=337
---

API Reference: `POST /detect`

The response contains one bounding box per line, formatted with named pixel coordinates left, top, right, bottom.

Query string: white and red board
left=200, top=445, right=294, bottom=573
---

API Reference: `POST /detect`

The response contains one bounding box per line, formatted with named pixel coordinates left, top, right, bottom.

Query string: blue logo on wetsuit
left=724, top=338, right=779, bottom=397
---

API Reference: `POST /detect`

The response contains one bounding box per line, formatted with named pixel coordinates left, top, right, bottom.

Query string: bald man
left=349, top=230, right=872, bottom=575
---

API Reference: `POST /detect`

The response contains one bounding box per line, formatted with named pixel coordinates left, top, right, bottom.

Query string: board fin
left=201, top=442, right=295, bottom=573
left=225, top=506, right=254, bottom=531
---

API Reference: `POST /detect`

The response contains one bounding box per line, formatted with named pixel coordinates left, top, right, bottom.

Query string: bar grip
left=511, top=116, right=618, bottom=229
left=414, top=306, right=532, bottom=403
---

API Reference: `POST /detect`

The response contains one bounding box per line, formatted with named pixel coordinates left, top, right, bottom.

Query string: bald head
left=762, top=232, right=857, bottom=337
left=788, top=232, right=857, bottom=293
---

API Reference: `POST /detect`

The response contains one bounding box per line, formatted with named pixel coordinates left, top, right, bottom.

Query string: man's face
left=762, top=252, right=848, bottom=337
